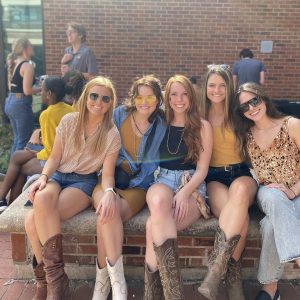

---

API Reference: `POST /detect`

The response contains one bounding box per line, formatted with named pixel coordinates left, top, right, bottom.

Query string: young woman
left=5, top=38, right=41, bottom=153
left=235, top=82, right=300, bottom=300
left=198, top=65, right=257, bottom=300
left=91, top=75, right=166, bottom=300
left=0, top=77, right=75, bottom=212
left=144, top=75, right=213, bottom=299
left=24, top=77, right=121, bottom=299
left=61, top=22, right=98, bottom=80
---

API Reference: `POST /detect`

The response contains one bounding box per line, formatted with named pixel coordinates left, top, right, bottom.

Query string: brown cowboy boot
left=144, top=264, right=164, bottom=300
left=198, top=227, right=241, bottom=300
left=154, top=239, right=184, bottom=300
left=42, top=234, right=70, bottom=300
left=32, top=255, right=47, bottom=300
left=225, top=257, right=245, bottom=300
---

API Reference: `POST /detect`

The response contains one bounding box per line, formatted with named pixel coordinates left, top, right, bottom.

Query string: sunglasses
left=239, top=96, right=262, bottom=113
left=89, top=93, right=111, bottom=103
left=134, top=95, right=157, bottom=105
left=207, top=64, right=230, bottom=70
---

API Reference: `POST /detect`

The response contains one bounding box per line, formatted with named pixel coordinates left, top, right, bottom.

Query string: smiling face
left=134, top=85, right=157, bottom=117
left=206, top=73, right=226, bottom=104
left=169, top=81, right=190, bottom=114
left=239, top=91, right=266, bottom=121
left=86, top=85, right=112, bottom=118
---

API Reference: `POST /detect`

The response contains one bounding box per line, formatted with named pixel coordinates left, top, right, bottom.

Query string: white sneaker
left=0, top=199, right=8, bottom=212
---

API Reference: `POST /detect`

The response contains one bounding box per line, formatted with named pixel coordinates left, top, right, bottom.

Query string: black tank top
left=159, top=125, right=196, bottom=170
left=10, top=61, right=29, bottom=93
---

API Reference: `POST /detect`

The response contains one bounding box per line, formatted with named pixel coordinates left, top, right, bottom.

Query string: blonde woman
left=24, top=77, right=121, bottom=299
left=5, top=38, right=41, bottom=153
left=144, top=75, right=213, bottom=299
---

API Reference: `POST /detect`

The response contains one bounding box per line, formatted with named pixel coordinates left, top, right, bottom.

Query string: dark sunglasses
left=89, top=93, right=111, bottom=103
left=239, top=96, right=262, bottom=113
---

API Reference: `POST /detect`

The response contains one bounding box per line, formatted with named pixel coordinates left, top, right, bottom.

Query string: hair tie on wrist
left=41, top=173, right=49, bottom=182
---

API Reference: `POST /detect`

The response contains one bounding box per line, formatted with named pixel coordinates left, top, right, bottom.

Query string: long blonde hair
left=164, top=75, right=203, bottom=164
left=6, top=38, right=31, bottom=85
left=74, top=76, right=117, bottom=154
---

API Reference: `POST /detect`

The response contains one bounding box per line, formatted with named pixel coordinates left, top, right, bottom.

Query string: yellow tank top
left=210, top=126, right=242, bottom=167
left=120, top=115, right=141, bottom=174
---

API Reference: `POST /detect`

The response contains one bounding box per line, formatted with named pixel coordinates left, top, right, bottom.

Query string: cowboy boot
left=92, top=259, right=111, bottom=300
left=32, top=255, right=47, bottom=300
left=106, top=256, right=128, bottom=299
left=144, top=264, right=164, bottom=300
left=198, top=227, right=241, bottom=300
left=42, top=234, right=70, bottom=300
left=154, top=239, right=184, bottom=300
left=225, top=257, right=245, bottom=300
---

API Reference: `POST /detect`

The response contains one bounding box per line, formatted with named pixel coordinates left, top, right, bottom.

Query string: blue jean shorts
left=51, top=171, right=98, bottom=197
left=155, top=167, right=206, bottom=198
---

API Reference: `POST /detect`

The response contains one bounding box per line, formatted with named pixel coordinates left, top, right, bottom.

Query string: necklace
left=132, top=112, right=147, bottom=136
left=166, top=125, right=184, bottom=155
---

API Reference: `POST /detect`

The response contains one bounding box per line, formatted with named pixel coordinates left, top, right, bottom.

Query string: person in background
left=145, top=75, right=212, bottom=299
left=0, top=77, right=75, bottom=212
left=61, top=22, right=98, bottom=80
left=235, top=82, right=300, bottom=300
left=232, top=48, right=265, bottom=89
left=92, top=75, right=166, bottom=300
left=198, top=65, right=257, bottom=300
left=5, top=38, right=41, bottom=154
left=24, top=76, right=121, bottom=299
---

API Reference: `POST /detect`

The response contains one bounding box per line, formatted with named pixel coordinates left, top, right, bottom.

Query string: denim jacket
left=113, top=105, right=166, bottom=190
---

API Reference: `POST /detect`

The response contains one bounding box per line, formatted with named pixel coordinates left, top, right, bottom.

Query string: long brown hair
left=74, top=76, right=117, bottom=154
left=200, top=65, right=235, bottom=129
left=233, top=82, right=284, bottom=153
left=124, top=74, right=164, bottom=123
left=164, top=75, right=203, bottom=164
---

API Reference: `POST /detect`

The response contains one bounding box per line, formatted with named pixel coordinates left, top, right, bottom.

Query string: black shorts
left=205, top=163, right=252, bottom=187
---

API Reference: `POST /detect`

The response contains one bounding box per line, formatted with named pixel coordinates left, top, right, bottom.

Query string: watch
left=104, top=187, right=117, bottom=196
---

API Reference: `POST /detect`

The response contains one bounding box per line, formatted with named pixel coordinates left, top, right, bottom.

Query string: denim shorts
left=51, top=171, right=98, bottom=197
left=205, top=163, right=252, bottom=187
left=155, top=167, right=206, bottom=197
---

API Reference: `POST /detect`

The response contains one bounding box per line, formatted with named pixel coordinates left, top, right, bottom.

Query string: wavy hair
left=164, top=75, right=203, bottom=164
left=233, top=82, right=284, bottom=153
left=73, top=76, right=116, bottom=154
left=124, top=74, right=164, bottom=123
left=200, top=65, right=235, bottom=129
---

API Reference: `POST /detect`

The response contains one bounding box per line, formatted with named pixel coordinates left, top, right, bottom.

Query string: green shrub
left=0, top=124, right=12, bottom=173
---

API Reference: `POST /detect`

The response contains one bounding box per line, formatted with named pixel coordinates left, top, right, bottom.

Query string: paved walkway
left=0, top=232, right=299, bottom=299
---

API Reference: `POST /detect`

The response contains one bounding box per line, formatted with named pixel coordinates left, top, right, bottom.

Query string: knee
left=33, top=190, right=56, bottom=212
left=230, top=181, right=252, bottom=207
left=147, top=194, right=171, bottom=219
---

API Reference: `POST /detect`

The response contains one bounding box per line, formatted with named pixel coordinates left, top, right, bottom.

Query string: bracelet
left=40, top=174, right=49, bottom=182
left=104, top=187, right=117, bottom=196
left=289, top=187, right=297, bottom=199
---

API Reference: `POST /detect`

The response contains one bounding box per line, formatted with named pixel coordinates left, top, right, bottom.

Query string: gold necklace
left=166, top=125, right=184, bottom=155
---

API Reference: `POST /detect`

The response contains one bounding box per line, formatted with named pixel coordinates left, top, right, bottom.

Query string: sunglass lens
left=102, top=96, right=111, bottom=103
left=89, top=93, right=98, bottom=101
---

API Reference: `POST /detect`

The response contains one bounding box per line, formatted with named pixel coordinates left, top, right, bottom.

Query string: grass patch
left=0, top=123, right=12, bottom=173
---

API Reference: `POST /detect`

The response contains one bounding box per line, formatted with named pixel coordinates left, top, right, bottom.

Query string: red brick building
left=43, top=0, right=300, bottom=100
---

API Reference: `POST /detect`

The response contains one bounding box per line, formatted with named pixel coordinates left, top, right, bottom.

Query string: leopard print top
left=247, top=117, right=300, bottom=188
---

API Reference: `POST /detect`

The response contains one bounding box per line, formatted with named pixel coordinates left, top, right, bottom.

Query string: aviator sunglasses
left=239, top=96, right=262, bottom=113
left=134, top=95, right=157, bottom=105
left=89, top=93, right=111, bottom=103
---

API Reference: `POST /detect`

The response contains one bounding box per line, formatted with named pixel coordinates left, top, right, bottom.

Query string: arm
left=21, top=63, right=41, bottom=95
left=259, top=71, right=265, bottom=85
left=174, top=120, right=213, bottom=221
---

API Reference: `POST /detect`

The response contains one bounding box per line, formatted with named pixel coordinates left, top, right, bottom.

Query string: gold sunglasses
left=134, top=95, right=157, bottom=105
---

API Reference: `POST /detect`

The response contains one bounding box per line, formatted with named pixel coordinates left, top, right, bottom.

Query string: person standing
left=5, top=38, right=41, bottom=153
left=232, top=48, right=265, bottom=89
left=61, top=22, right=98, bottom=80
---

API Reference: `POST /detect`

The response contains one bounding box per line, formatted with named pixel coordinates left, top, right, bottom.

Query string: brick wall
left=43, top=0, right=300, bottom=101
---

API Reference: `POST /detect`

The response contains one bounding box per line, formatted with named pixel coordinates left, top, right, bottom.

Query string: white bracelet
left=104, top=187, right=117, bottom=196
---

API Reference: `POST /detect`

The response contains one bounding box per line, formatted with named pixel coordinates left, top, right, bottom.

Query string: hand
left=173, top=189, right=189, bottom=223
left=28, top=175, right=48, bottom=202
left=96, top=191, right=117, bottom=225
left=61, top=53, right=73, bottom=64
left=28, top=129, right=42, bottom=144
left=266, top=183, right=295, bottom=200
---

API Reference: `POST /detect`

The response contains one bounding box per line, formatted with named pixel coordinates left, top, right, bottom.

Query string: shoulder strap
left=11, top=60, right=28, bottom=82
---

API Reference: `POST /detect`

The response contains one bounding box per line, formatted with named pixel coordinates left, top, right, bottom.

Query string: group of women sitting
left=6, top=65, right=300, bottom=300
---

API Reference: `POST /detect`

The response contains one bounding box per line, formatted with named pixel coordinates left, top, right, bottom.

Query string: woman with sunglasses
left=144, top=75, right=212, bottom=299
left=92, top=75, right=166, bottom=300
left=24, top=77, right=121, bottom=299
left=198, top=66, right=257, bottom=300
left=234, top=82, right=300, bottom=300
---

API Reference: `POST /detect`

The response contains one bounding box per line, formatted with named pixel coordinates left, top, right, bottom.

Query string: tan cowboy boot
left=154, top=239, right=184, bottom=300
left=144, top=264, right=164, bottom=300
left=198, top=227, right=241, bottom=300
left=32, top=255, right=47, bottom=300
left=92, top=259, right=111, bottom=300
